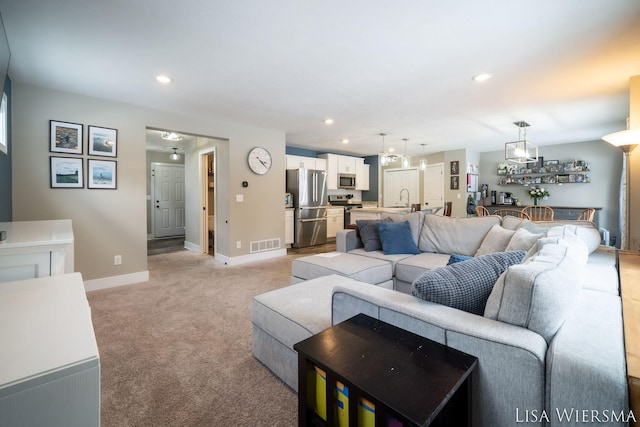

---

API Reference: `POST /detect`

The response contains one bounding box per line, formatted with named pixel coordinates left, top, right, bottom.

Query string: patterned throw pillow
left=447, top=254, right=473, bottom=265
left=411, top=251, right=526, bottom=315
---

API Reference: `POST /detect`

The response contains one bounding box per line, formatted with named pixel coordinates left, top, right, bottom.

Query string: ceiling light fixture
left=379, top=133, right=389, bottom=166
left=169, top=148, right=181, bottom=161
left=420, top=143, right=427, bottom=170
left=342, top=139, right=349, bottom=144
left=402, top=138, right=410, bottom=168
left=472, top=73, right=493, bottom=82
left=156, top=75, right=172, bottom=84
left=161, top=131, right=183, bottom=141
left=324, top=118, right=334, bottom=125
left=505, top=121, right=538, bottom=163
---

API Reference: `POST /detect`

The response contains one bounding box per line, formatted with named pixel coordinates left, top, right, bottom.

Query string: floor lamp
left=602, top=125, right=640, bottom=250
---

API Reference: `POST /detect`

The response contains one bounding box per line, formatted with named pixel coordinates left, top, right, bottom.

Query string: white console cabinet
left=0, top=220, right=74, bottom=283
left=0, top=273, right=100, bottom=427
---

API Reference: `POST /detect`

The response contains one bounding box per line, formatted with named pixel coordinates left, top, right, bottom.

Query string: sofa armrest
left=546, top=290, right=628, bottom=425
left=336, top=229, right=363, bottom=252
left=331, top=281, right=548, bottom=427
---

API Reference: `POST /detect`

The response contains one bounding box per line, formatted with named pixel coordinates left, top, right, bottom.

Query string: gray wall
left=0, top=75, right=11, bottom=221
left=479, top=140, right=622, bottom=237
left=12, top=82, right=285, bottom=281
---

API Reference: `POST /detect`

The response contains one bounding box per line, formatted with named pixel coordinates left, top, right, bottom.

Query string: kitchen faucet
left=399, top=188, right=410, bottom=207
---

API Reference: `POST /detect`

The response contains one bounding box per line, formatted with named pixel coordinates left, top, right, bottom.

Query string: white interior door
left=424, top=163, right=444, bottom=213
left=383, top=168, right=419, bottom=207
left=152, top=163, right=185, bottom=238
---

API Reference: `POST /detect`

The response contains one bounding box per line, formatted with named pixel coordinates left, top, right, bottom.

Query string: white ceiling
left=2, top=1, right=640, bottom=156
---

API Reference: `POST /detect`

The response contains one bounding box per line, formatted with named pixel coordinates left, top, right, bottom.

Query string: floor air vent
left=250, top=238, right=281, bottom=253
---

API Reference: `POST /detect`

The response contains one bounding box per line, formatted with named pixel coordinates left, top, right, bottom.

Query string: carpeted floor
left=87, top=243, right=334, bottom=426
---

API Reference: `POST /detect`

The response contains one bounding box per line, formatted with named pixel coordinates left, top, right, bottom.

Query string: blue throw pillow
left=447, top=254, right=473, bottom=265
left=411, top=251, right=526, bottom=314
left=377, top=221, right=421, bottom=255
left=356, top=218, right=391, bottom=252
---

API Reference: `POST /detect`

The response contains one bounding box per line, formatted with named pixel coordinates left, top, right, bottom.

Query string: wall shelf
left=497, top=159, right=591, bottom=186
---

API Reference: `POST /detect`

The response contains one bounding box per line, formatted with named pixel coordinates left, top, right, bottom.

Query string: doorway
left=151, top=163, right=186, bottom=238
left=424, top=163, right=444, bottom=213
left=383, top=168, right=419, bottom=207
left=200, top=148, right=216, bottom=255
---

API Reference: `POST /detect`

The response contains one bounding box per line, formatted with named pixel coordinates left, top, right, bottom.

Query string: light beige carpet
left=87, top=249, right=324, bottom=426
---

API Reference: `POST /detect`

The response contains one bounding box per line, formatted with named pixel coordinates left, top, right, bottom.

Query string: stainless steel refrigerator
left=286, top=169, right=328, bottom=248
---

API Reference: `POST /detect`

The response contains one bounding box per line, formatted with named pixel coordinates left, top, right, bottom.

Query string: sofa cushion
left=484, top=238, right=588, bottom=342
left=546, top=224, right=601, bottom=254
left=501, top=215, right=524, bottom=230
left=419, top=214, right=501, bottom=256
left=386, top=211, right=424, bottom=246
left=394, top=253, right=452, bottom=288
left=505, top=227, right=544, bottom=254
left=519, top=220, right=602, bottom=254
left=411, top=251, right=526, bottom=315
left=475, top=224, right=516, bottom=256
left=356, top=218, right=391, bottom=252
left=378, top=221, right=421, bottom=255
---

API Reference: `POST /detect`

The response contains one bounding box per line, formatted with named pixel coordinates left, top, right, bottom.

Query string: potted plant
left=528, top=187, right=550, bottom=206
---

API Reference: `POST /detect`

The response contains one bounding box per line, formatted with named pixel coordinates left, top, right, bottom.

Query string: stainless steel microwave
left=338, top=173, right=356, bottom=189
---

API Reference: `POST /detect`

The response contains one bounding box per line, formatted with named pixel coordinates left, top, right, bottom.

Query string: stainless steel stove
left=328, top=195, right=363, bottom=227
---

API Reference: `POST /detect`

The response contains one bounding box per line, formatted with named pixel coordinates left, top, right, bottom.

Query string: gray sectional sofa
left=251, top=212, right=630, bottom=427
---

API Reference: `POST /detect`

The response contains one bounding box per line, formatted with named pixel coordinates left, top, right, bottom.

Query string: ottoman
left=251, top=274, right=368, bottom=391
left=290, top=252, right=393, bottom=288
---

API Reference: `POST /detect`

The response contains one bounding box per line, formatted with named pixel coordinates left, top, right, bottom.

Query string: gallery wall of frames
left=49, top=120, right=118, bottom=189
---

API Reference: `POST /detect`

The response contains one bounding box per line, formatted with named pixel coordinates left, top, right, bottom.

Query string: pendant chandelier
left=169, top=147, right=181, bottom=161
left=505, top=121, right=538, bottom=163
left=379, top=133, right=389, bottom=166
left=402, top=139, right=410, bottom=168
left=419, top=143, right=427, bottom=170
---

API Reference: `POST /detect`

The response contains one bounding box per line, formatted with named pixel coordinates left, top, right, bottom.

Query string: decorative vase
left=533, top=198, right=540, bottom=206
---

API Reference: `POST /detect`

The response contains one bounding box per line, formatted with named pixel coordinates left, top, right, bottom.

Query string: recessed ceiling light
left=156, top=75, right=172, bottom=84
left=342, top=139, right=349, bottom=144
left=324, top=118, right=334, bottom=125
left=472, top=73, right=493, bottom=82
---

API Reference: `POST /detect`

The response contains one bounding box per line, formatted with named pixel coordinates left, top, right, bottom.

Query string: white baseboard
left=84, top=270, right=149, bottom=292
left=184, top=240, right=200, bottom=252
left=215, top=248, right=287, bottom=265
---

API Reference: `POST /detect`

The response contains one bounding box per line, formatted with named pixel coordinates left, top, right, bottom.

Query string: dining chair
left=493, top=209, right=531, bottom=220
left=522, top=205, right=554, bottom=221
left=443, top=201, right=452, bottom=217
left=475, top=206, right=490, bottom=217
left=576, top=208, right=595, bottom=222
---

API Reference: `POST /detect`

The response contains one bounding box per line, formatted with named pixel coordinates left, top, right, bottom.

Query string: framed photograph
left=450, top=175, right=459, bottom=190
left=50, top=156, right=83, bottom=188
left=88, top=125, right=117, bottom=157
left=450, top=161, right=459, bottom=175
left=50, top=120, right=83, bottom=154
left=88, top=159, right=117, bottom=189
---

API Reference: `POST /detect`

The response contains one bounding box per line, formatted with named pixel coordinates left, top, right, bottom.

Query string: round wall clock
left=247, top=146, right=272, bottom=175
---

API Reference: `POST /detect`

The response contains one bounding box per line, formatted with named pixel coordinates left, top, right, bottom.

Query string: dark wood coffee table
left=294, top=313, right=478, bottom=427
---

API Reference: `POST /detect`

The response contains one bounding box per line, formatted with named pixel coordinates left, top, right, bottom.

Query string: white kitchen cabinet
left=318, top=154, right=339, bottom=189
left=0, top=220, right=74, bottom=283
left=338, top=156, right=357, bottom=174
left=285, top=209, right=294, bottom=245
left=348, top=209, right=380, bottom=224
left=319, top=153, right=365, bottom=190
left=326, top=207, right=344, bottom=238
left=0, top=273, right=100, bottom=427
left=285, top=155, right=326, bottom=171
left=356, top=162, right=370, bottom=191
